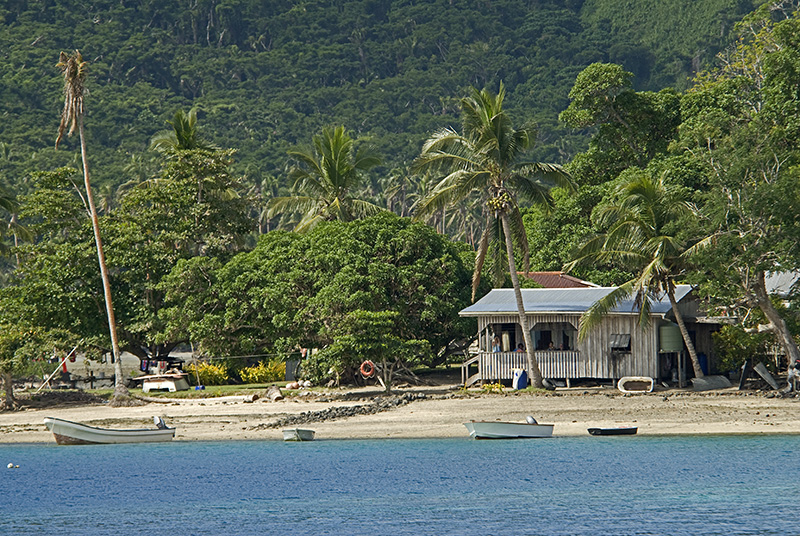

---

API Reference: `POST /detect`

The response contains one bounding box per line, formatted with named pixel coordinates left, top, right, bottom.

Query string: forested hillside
left=0, top=0, right=760, bottom=193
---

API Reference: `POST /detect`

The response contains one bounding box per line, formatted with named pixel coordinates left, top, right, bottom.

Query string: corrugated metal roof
left=460, top=285, right=694, bottom=316
left=518, top=271, right=599, bottom=288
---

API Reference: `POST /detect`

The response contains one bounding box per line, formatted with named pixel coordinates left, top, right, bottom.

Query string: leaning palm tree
left=55, top=51, right=128, bottom=401
left=564, top=171, right=707, bottom=379
left=412, top=83, right=575, bottom=389
left=266, top=126, right=383, bottom=232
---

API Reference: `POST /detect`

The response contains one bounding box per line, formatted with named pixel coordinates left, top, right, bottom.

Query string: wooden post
left=36, top=345, right=79, bottom=394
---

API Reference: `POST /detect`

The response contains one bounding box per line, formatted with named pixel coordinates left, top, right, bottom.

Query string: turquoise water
left=2, top=435, right=799, bottom=535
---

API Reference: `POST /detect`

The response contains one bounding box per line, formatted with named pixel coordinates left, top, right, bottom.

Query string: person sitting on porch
left=492, top=336, right=502, bottom=353
left=547, top=342, right=554, bottom=350
left=515, top=343, right=525, bottom=352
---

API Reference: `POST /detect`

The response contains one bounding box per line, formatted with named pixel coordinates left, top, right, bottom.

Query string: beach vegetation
left=160, top=212, right=474, bottom=386
left=673, top=5, right=800, bottom=371
left=712, top=325, right=774, bottom=374
left=480, top=382, right=506, bottom=395
left=1, top=133, right=251, bottom=380
left=186, top=361, right=229, bottom=386
left=239, top=359, right=286, bottom=384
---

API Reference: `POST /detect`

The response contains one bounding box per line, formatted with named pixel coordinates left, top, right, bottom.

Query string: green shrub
left=186, top=361, right=229, bottom=385
left=239, top=359, right=286, bottom=384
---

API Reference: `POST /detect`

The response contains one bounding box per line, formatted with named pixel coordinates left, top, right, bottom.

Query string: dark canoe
left=587, top=427, right=638, bottom=436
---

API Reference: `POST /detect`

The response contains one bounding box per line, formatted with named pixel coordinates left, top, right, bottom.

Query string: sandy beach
left=2, top=381, right=800, bottom=443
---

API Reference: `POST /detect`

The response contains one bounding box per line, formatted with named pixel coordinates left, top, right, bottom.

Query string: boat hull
left=617, top=376, right=654, bottom=394
left=588, top=427, right=638, bottom=436
left=283, top=428, right=315, bottom=441
left=44, top=417, right=175, bottom=445
left=464, top=421, right=553, bottom=439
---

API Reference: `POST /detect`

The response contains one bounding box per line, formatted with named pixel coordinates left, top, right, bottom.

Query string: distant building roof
left=518, top=271, right=598, bottom=288
left=460, top=285, right=694, bottom=316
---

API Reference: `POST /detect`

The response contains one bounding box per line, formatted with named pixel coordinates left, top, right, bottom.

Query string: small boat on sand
left=44, top=416, right=175, bottom=445
left=283, top=428, right=315, bottom=441
left=617, top=376, right=654, bottom=394
left=587, top=426, right=638, bottom=436
left=464, top=417, right=553, bottom=439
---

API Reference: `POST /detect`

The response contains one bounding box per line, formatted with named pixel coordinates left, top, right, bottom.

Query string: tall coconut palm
left=564, top=171, right=708, bottom=378
left=412, top=83, right=575, bottom=389
left=55, top=51, right=128, bottom=400
left=266, top=126, right=383, bottom=232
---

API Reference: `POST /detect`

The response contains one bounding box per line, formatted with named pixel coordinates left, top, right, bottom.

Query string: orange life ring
left=360, top=360, right=375, bottom=378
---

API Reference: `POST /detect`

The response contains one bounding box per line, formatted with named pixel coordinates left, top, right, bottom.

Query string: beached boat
left=283, top=428, right=315, bottom=441
left=617, top=376, right=654, bottom=394
left=464, top=418, right=553, bottom=439
left=587, top=426, right=638, bottom=436
left=43, top=416, right=175, bottom=445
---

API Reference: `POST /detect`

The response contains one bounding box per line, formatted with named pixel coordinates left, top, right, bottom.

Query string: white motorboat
left=43, top=416, right=175, bottom=445
left=464, top=417, right=553, bottom=439
left=282, top=428, right=315, bottom=441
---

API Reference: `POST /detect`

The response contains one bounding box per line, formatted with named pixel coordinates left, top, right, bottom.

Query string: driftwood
left=133, top=394, right=260, bottom=404
left=267, top=386, right=284, bottom=402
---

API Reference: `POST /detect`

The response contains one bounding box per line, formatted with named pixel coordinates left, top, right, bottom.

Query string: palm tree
left=267, top=126, right=383, bottom=232
left=412, top=83, right=575, bottom=389
left=55, top=51, right=128, bottom=401
left=149, top=109, right=216, bottom=154
left=564, top=171, right=707, bottom=378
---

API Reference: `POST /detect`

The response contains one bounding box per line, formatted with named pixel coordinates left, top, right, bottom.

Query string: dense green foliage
left=0, top=0, right=760, bottom=198
left=159, top=212, right=476, bottom=383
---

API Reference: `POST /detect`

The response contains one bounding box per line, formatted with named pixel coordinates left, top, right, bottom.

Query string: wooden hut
left=459, top=285, right=720, bottom=387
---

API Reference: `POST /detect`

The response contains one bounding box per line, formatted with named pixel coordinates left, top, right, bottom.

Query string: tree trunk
left=750, top=271, right=800, bottom=371
left=666, top=285, right=704, bottom=378
left=78, top=119, right=128, bottom=401
left=1, top=371, right=14, bottom=409
left=500, top=212, right=543, bottom=388
left=381, top=356, right=392, bottom=393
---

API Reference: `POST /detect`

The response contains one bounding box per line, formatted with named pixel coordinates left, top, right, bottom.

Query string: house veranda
left=459, top=286, right=719, bottom=388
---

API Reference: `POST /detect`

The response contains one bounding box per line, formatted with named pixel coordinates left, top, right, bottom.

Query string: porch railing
left=464, top=350, right=582, bottom=386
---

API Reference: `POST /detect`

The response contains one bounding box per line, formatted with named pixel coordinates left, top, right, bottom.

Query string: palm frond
left=294, top=211, right=327, bottom=234
left=563, top=234, right=609, bottom=273
left=508, top=207, right=531, bottom=273
left=513, top=175, right=554, bottom=210
left=514, top=162, right=576, bottom=192
left=472, top=221, right=492, bottom=301
left=55, top=50, right=86, bottom=149
left=265, top=195, right=319, bottom=219
left=412, top=170, right=484, bottom=220
left=349, top=198, right=386, bottom=219
left=579, top=282, right=636, bottom=339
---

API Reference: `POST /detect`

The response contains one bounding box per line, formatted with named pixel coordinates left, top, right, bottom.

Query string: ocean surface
left=2, top=435, right=799, bottom=536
